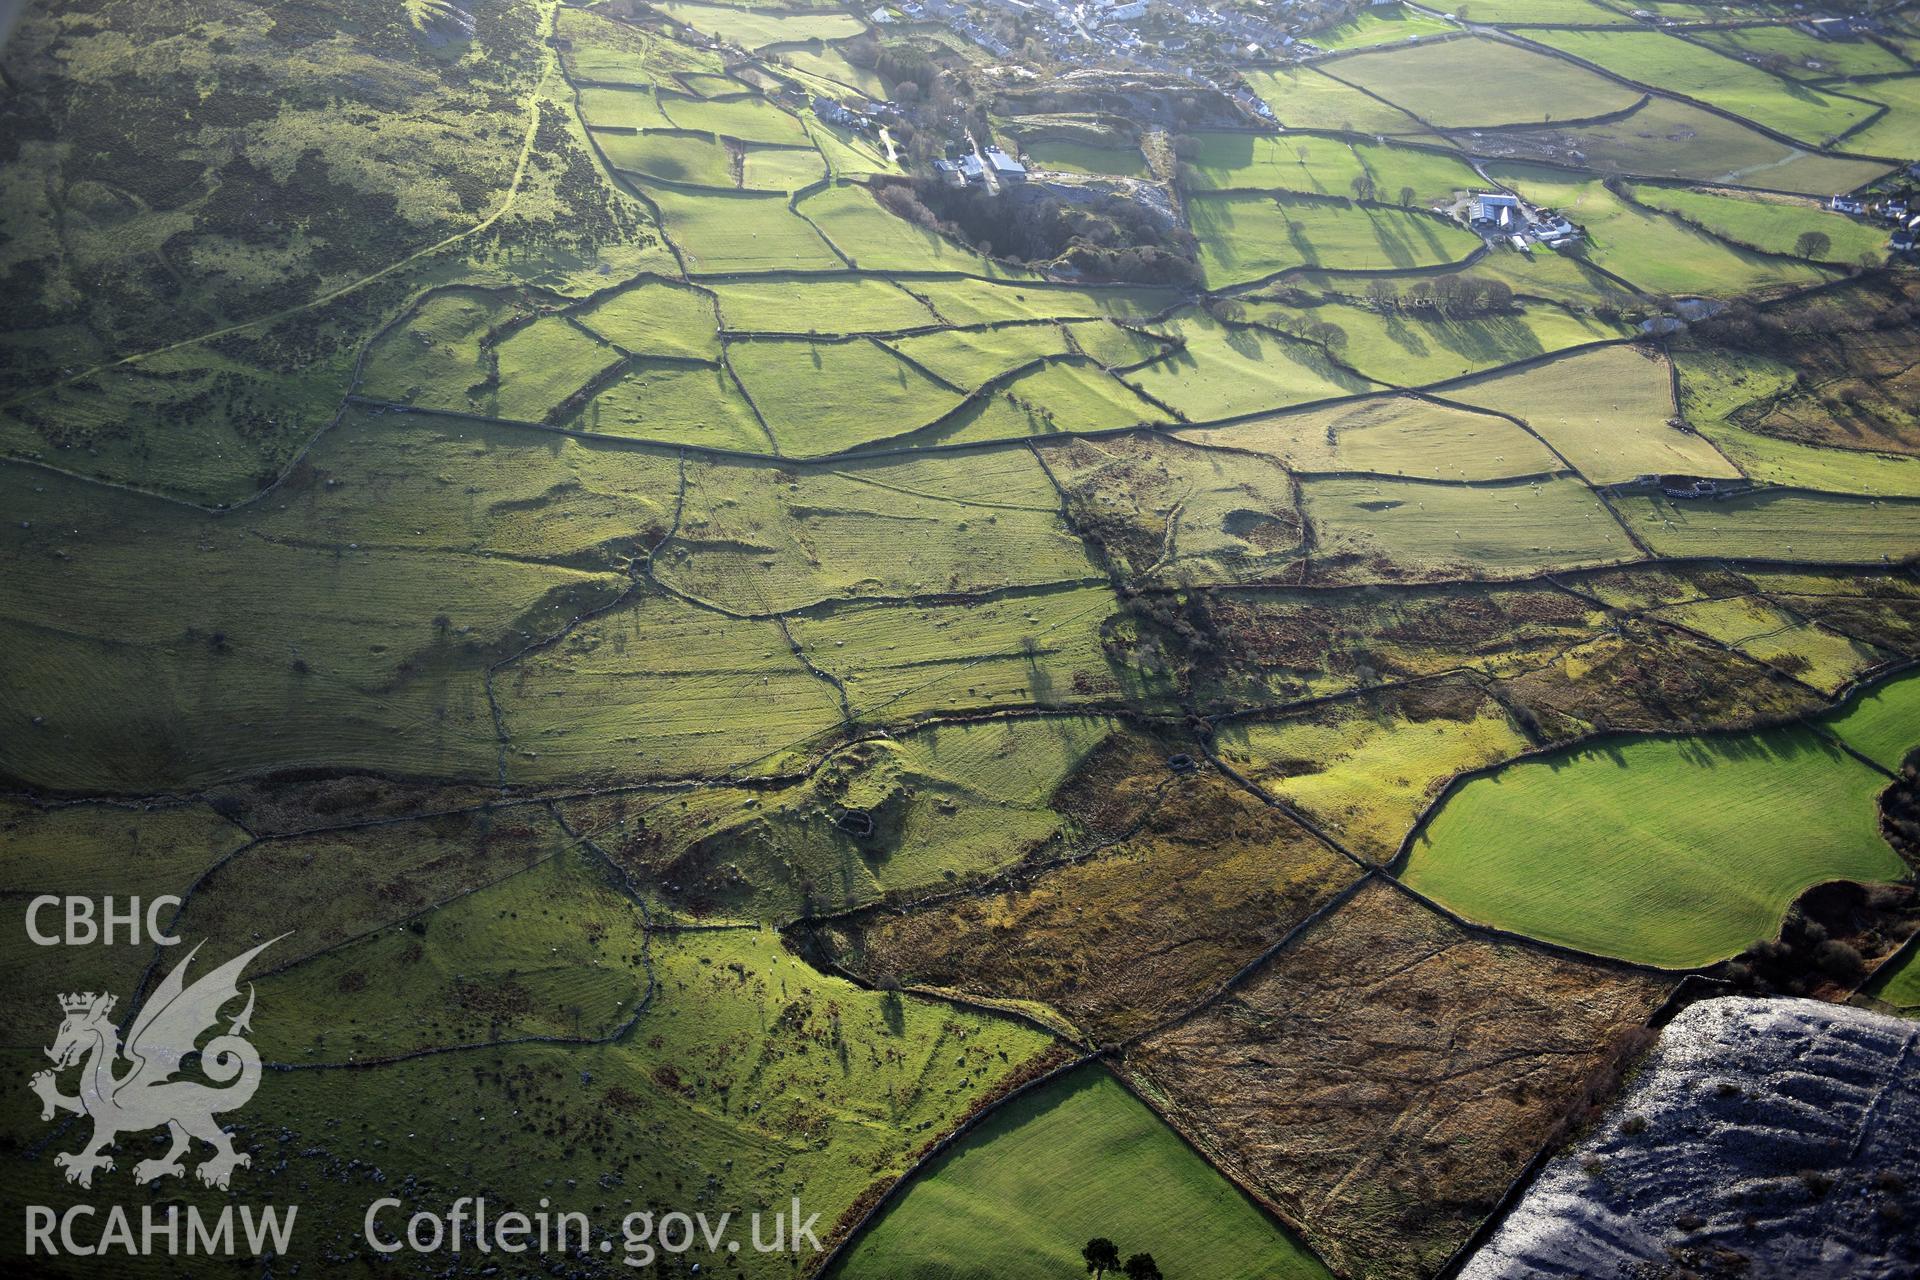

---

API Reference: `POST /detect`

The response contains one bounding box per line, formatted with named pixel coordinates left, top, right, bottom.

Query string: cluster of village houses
left=1829, top=166, right=1920, bottom=254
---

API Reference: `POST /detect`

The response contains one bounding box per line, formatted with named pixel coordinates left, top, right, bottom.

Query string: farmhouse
left=1471, top=193, right=1522, bottom=226
left=931, top=158, right=967, bottom=188
left=985, top=146, right=1028, bottom=183
left=1830, top=195, right=1866, bottom=215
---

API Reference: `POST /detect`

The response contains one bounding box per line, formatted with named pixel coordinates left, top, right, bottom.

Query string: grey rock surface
left=1460, top=996, right=1918, bottom=1280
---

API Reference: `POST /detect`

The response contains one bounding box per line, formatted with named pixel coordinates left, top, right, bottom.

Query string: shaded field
left=1402, top=721, right=1906, bottom=966
left=831, top=1066, right=1331, bottom=1280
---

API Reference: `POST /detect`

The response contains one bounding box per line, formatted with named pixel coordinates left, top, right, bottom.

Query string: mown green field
left=657, top=1, right=866, bottom=50
left=1402, top=721, right=1906, bottom=967
left=1329, top=36, right=1644, bottom=128
left=832, top=1067, right=1331, bottom=1280
left=1826, top=671, right=1920, bottom=770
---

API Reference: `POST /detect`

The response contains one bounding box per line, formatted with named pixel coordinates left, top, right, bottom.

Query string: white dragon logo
left=30, top=937, right=281, bottom=1190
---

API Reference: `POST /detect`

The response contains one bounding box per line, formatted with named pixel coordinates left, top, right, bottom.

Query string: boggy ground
left=1122, top=880, right=1672, bottom=1280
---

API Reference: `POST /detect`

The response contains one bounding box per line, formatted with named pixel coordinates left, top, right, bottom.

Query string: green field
left=1184, top=133, right=1478, bottom=204
left=648, top=186, right=845, bottom=271
left=716, top=276, right=941, bottom=332
left=598, top=130, right=738, bottom=187
left=1022, top=138, right=1150, bottom=178
left=801, top=182, right=1022, bottom=274
left=1523, top=28, right=1878, bottom=144
left=1241, top=65, right=1434, bottom=135
left=1403, top=720, right=1907, bottom=966
left=1244, top=295, right=1630, bottom=390
left=1313, top=3, right=1453, bottom=50
left=1189, top=193, right=1480, bottom=287
left=1486, top=166, right=1831, bottom=296
left=833, top=1067, right=1331, bottom=1280
left=1328, top=37, right=1644, bottom=128
left=658, top=2, right=866, bottom=49
left=1464, top=96, right=1894, bottom=194
left=1826, top=671, right=1920, bottom=770
left=1629, top=185, right=1891, bottom=265
left=1122, top=311, right=1377, bottom=421
left=726, top=337, right=964, bottom=453
left=1691, top=25, right=1912, bottom=82
left=1845, top=75, right=1920, bottom=157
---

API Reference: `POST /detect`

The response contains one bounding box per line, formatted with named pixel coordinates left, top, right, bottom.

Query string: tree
left=1350, top=173, right=1376, bottom=202
left=1083, top=1238, right=1121, bottom=1278
left=1794, top=230, right=1832, bottom=261
left=1365, top=278, right=1399, bottom=310
left=1123, top=1255, right=1163, bottom=1280
left=1399, top=184, right=1416, bottom=207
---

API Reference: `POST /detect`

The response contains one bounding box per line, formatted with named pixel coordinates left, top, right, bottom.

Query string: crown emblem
left=59, top=992, right=113, bottom=1016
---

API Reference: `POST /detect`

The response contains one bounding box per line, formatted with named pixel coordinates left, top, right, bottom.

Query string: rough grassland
left=1615, top=490, right=1920, bottom=563
left=562, top=717, right=1119, bottom=921
left=821, top=755, right=1357, bottom=1039
left=1192, top=396, right=1560, bottom=481
left=1215, top=680, right=1531, bottom=861
left=1129, top=881, right=1670, bottom=1280
left=1448, top=343, right=1738, bottom=485
left=496, top=590, right=845, bottom=785
left=1402, top=723, right=1905, bottom=966
left=1655, top=595, right=1885, bottom=695
left=654, top=449, right=1100, bottom=614
left=832, top=1067, right=1331, bottom=1280
left=657, top=2, right=865, bottom=50
left=1304, top=475, right=1638, bottom=581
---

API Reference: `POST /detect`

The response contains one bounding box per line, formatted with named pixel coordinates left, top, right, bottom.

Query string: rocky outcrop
left=1462, top=996, right=1918, bottom=1280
